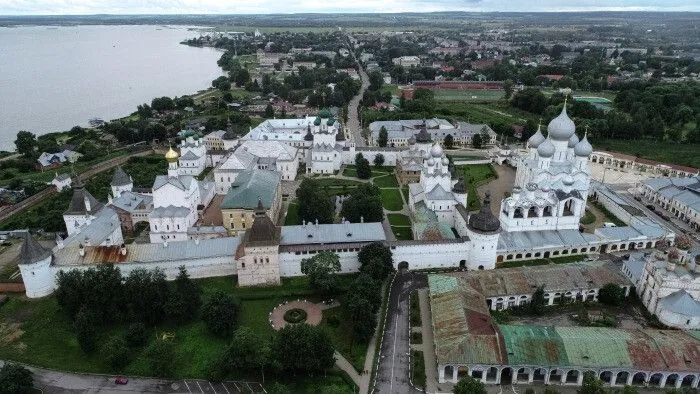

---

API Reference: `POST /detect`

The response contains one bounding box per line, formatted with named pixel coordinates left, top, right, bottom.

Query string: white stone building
left=178, top=136, right=207, bottom=176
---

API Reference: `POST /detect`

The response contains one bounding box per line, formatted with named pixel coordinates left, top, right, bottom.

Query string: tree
left=74, top=306, right=98, bottom=354
left=453, top=375, right=487, bottom=394
left=296, top=179, right=334, bottom=224
left=202, top=290, right=240, bottom=338
left=273, top=324, right=335, bottom=374
left=124, top=322, right=149, bottom=348
left=137, top=103, right=153, bottom=118
left=373, top=153, right=385, bottom=167
left=358, top=242, right=394, bottom=281
left=215, top=327, right=270, bottom=379
left=103, top=336, right=131, bottom=370
left=472, top=133, right=483, bottom=149
left=212, top=76, right=231, bottom=91
left=301, top=251, right=342, bottom=296
left=377, top=126, right=388, bottom=147
left=503, top=79, right=514, bottom=100
left=528, top=286, right=547, bottom=315
left=341, top=183, right=383, bottom=223
left=579, top=371, right=606, bottom=394
left=124, top=268, right=170, bottom=326
left=0, top=363, right=33, bottom=394
left=355, top=153, right=372, bottom=179
left=618, top=386, right=639, bottom=394
left=145, top=339, right=175, bottom=377
left=368, top=71, right=384, bottom=91
left=598, top=283, right=625, bottom=306
left=265, top=103, right=275, bottom=118
left=14, top=130, right=36, bottom=157
left=444, top=134, right=454, bottom=149
left=166, top=266, right=202, bottom=323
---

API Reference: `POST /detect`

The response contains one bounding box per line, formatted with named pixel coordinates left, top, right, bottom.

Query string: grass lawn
left=401, top=186, right=409, bottom=204
left=434, top=89, right=504, bottom=102
left=411, top=350, right=426, bottom=390
left=391, top=226, right=413, bottom=241
left=0, top=274, right=363, bottom=386
left=410, top=291, right=421, bottom=327
left=285, top=202, right=299, bottom=225
left=373, top=174, right=399, bottom=188
left=580, top=209, right=596, bottom=225
left=456, top=164, right=498, bottom=211
left=314, top=178, right=364, bottom=188
left=342, top=167, right=358, bottom=178
left=320, top=306, right=367, bottom=373
left=387, top=214, right=411, bottom=227
left=595, top=139, right=700, bottom=169
left=380, top=189, right=404, bottom=211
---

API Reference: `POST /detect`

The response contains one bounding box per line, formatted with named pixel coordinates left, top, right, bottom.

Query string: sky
left=0, top=0, right=699, bottom=14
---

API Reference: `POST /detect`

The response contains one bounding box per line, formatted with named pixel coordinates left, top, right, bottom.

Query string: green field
left=0, top=274, right=362, bottom=391
left=387, top=213, right=411, bottom=227
left=373, top=174, right=399, bottom=188
left=434, top=89, right=504, bottom=102
left=285, top=202, right=299, bottom=225
left=380, top=189, right=404, bottom=211
left=392, top=226, right=413, bottom=241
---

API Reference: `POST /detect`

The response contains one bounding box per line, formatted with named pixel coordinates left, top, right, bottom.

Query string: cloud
left=0, top=0, right=698, bottom=14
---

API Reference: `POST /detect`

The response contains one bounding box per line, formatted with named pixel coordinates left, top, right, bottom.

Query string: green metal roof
left=499, top=324, right=568, bottom=367
left=221, top=170, right=280, bottom=210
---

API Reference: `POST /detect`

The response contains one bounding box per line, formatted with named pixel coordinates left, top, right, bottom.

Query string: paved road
left=373, top=271, right=426, bottom=394
left=345, top=35, right=369, bottom=148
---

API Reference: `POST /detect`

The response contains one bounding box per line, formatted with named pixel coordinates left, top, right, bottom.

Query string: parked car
left=115, top=377, right=128, bottom=385
left=645, top=204, right=655, bottom=211
left=634, top=196, right=641, bottom=201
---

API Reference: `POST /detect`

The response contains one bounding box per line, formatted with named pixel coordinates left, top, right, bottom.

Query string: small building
left=51, top=173, right=72, bottom=191
left=220, top=170, right=282, bottom=236
left=37, top=150, right=82, bottom=170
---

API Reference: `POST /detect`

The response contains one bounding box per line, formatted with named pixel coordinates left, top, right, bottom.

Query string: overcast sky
left=0, top=0, right=698, bottom=14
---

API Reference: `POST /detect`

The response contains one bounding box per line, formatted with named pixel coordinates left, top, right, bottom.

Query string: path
left=476, top=164, right=515, bottom=216
left=373, top=271, right=426, bottom=394
left=345, top=34, right=369, bottom=147
left=334, top=351, right=364, bottom=391
left=418, top=288, right=440, bottom=394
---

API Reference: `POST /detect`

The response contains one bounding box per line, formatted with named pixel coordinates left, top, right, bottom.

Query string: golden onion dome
left=164, top=146, right=179, bottom=162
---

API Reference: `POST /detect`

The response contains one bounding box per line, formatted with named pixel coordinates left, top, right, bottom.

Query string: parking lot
left=177, top=380, right=265, bottom=394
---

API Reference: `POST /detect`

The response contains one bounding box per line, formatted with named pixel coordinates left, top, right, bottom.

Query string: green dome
left=313, top=116, right=322, bottom=126
left=327, top=117, right=335, bottom=126
left=318, top=108, right=332, bottom=119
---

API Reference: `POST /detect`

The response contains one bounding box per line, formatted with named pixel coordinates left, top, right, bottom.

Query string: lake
left=0, top=25, right=224, bottom=150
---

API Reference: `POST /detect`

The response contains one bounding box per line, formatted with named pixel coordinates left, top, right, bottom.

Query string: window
left=242, top=222, right=246, bottom=229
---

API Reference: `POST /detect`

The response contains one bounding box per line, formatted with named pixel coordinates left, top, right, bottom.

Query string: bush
left=283, top=308, right=308, bottom=324
left=201, top=291, right=240, bottom=338
left=598, top=283, right=625, bottom=306
left=124, top=322, right=149, bottom=348
left=144, top=339, right=175, bottom=377
left=0, top=363, right=33, bottom=394
left=103, top=336, right=130, bottom=370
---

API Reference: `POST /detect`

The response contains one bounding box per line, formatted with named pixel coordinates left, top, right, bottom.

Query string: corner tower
left=236, top=200, right=281, bottom=286
left=17, top=232, right=55, bottom=298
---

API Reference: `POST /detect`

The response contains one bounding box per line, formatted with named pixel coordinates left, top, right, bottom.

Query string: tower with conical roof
left=17, top=232, right=55, bottom=298
left=63, top=175, right=104, bottom=236
left=236, top=199, right=281, bottom=287
left=466, top=191, right=501, bottom=270
left=110, top=166, right=133, bottom=198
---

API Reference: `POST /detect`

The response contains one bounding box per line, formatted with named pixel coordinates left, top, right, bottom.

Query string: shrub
left=103, top=336, right=130, bottom=370
left=124, top=322, right=149, bottom=348
left=283, top=308, right=308, bottom=324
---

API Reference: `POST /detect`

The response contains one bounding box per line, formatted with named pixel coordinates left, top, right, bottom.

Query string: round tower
left=466, top=191, right=502, bottom=270
left=17, top=232, right=55, bottom=298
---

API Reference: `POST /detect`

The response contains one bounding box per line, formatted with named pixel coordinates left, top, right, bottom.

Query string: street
left=373, top=271, right=426, bottom=394
left=345, top=34, right=369, bottom=148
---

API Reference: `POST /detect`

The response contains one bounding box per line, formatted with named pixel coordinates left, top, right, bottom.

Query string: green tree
left=202, top=290, right=240, bottom=338
left=341, top=183, right=383, bottom=223
left=368, top=71, right=384, bottom=91
left=215, top=327, right=270, bottom=380
left=166, top=266, right=202, bottom=323
left=265, top=103, right=275, bottom=118
left=579, top=371, right=606, bottom=394
left=358, top=242, right=394, bottom=281
left=528, top=286, right=547, bottom=315
left=453, top=375, right=487, bottom=394
left=137, top=103, right=153, bottom=118
left=103, top=336, right=131, bottom=370
left=124, top=268, right=170, bottom=326
left=598, top=283, right=625, bottom=306
left=0, top=363, right=33, bottom=394
left=14, top=130, right=37, bottom=158
left=377, top=126, right=388, bottom=147
left=355, top=153, right=372, bottom=179
left=144, top=339, right=176, bottom=377
left=301, top=251, right=342, bottom=296
left=74, top=306, right=98, bottom=354
left=296, top=178, right=334, bottom=224
left=618, top=386, right=639, bottom=394
left=212, top=76, right=231, bottom=91
left=373, top=153, right=385, bottom=167
left=472, top=133, right=483, bottom=149
left=273, top=324, right=335, bottom=374
left=444, top=134, right=454, bottom=149
left=503, top=79, right=514, bottom=100
left=124, top=322, right=149, bottom=348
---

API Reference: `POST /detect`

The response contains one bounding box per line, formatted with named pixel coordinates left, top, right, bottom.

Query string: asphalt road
left=373, top=271, right=426, bottom=394
left=345, top=36, right=369, bottom=148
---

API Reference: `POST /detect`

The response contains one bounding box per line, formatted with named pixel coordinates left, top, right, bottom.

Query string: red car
left=115, top=377, right=129, bottom=385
